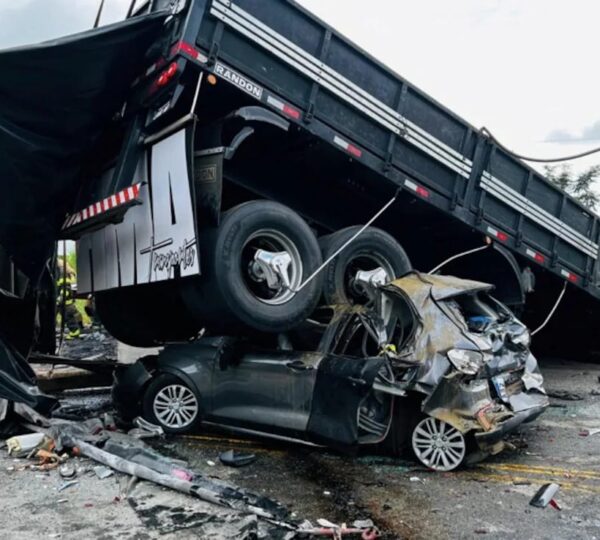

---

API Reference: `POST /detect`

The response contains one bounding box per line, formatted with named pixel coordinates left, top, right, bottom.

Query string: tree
left=545, top=164, right=600, bottom=212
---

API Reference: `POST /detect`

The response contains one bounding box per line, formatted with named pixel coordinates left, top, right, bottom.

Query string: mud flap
left=77, top=127, right=200, bottom=293
left=306, top=355, right=386, bottom=450
left=193, top=151, right=223, bottom=229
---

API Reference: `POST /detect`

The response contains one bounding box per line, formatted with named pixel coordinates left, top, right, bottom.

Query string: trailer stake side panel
left=179, top=0, right=599, bottom=298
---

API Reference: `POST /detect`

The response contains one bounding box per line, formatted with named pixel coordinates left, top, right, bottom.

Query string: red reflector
left=347, top=144, right=362, bottom=158
left=486, top=226, right=508, bottom=242
left=157, top=61, right=178, bottom=87
left=416, top=186, right=430, bottom=198
left=178, top=42, right=197, bottom=56
left=282, top=104, right=300, bottom=120
left=560, top=269, right=578, bottom=283
left=534, top=253, right=545, bottom=263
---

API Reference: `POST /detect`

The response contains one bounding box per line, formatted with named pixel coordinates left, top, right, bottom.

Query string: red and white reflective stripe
left=561, top=269, right=578, bottom=283
left=404, top=179, right=430, bottom=198
left=487, top=226, right=508, bottom=242
left=333, top=135, right=362, bottom=158
left=171, top=41, right=208, bottom=64
left=266, top=95, right=300, bottom=120
left=62, top=183, right=141, bottom=230
left=525, top=248, right=545, bottom=263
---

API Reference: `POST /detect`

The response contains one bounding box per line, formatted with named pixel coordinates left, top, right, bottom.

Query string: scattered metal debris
left=57, top=480, right=79, bottom=492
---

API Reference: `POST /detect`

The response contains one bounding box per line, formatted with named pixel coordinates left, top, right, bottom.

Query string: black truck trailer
left=61, top=0, right=600, bottom=355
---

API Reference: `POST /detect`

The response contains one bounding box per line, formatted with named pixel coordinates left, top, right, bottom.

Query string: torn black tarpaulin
left=0, top=12, right=167, bottom=280
left=0, top=334, right=55, bottom=413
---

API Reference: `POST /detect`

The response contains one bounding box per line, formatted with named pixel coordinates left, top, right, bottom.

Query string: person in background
left=56, top=262, right=83, bottom=340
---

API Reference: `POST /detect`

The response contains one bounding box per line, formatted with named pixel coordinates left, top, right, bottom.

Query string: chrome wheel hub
left=153, top=384, right=198, bottom=429
left=242, top=229, right=303, bottom=305
left=412, top=416, right=466, bottom=472
left=345, top=253, right=395, bottom=304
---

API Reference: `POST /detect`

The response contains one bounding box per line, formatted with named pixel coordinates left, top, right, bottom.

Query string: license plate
left=492, top=375, right=509, bottom=402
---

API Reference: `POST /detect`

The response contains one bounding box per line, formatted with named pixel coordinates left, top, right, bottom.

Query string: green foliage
left=545, top=164, right=600, bottom=212
left=66, top=250, right=77, bottom=272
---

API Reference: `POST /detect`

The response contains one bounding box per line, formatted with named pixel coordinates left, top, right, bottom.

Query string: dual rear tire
left=97, top=200, right=411, bottom=344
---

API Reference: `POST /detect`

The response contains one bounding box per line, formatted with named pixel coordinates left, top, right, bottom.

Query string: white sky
left=1, top=0, right=599, bottom=174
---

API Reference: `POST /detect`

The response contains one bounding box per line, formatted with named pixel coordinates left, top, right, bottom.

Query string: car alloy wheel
left=412, top=416, right=466, bottom=471
left=152, top=384, right=199, bottom=430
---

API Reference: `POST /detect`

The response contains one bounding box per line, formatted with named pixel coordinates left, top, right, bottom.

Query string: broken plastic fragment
left=530, top=483, right=560, bottom=508
left=6, top=433, right=45, bottom=456
left=93, top=465, right=114, bottom=479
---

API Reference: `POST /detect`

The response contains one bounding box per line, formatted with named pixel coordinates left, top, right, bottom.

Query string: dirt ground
left=1, top=358, right=599, bottom=539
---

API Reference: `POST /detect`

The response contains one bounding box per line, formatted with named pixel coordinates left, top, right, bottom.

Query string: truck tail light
left=157, top=62, right=178, bottom=87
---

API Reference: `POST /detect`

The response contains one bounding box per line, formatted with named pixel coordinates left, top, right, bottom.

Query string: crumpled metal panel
left=378, top=271, right=548, bottom=435
left=389, top=273, right=493, bottom=302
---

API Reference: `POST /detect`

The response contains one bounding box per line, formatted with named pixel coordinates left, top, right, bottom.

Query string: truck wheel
left=142, top=373, right=201, bottom=434
left=184, top=200, right=323, bottom=333
left=319, top=226, right=411, bottom=305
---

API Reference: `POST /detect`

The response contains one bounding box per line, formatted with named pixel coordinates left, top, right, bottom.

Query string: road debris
left=59, top=463, right=76, bottom=478
left=298, top=518, right=379, bottom=538
left=219, top=449, right=257, bottom=467
left=57, top=480, right=79, bottom=492
left=1, top=404, right=354, bottom=538
left=6, top=433, right=45, bottom=456
left=93, top=465, right=113, bottom=479
left=579, top=428, right=600, bottom=437
left=546, top=390, right=584, bottom=401
left=530, top=483, right=561, bottom=509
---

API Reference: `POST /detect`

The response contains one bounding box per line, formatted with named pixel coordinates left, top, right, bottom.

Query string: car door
left=208, top=350, right=322, bottom=435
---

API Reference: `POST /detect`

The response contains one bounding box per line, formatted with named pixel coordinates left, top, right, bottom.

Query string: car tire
left=183, top=200, right=323, bottom=333
left=96, top=284, right=200, bottom=347
left=142, top=373, right=201, bottom=434
left=319, top=226, right=411, bottom=305
left=411, top=415, right=467, bottom=472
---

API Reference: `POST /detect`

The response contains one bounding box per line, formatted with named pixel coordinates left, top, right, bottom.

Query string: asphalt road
left=1, top=359, right=599, bottom=539
left=166, top=358, right=600, bottom=539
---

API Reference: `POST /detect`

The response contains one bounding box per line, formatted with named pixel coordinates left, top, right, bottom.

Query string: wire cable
left=428, top=244, right=490, bottom=275
left=480, top=127, right=600, bottom=164
left=531, top=280, right=568, bottom=336
left=292, top=191, right=399, bottom=293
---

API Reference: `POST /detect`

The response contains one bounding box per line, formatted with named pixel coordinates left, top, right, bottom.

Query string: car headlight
left=447, top=349, right=484, bottom=375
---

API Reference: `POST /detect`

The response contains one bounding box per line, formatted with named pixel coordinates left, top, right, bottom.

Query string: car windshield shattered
left=114, top=271, right=548, bottom=472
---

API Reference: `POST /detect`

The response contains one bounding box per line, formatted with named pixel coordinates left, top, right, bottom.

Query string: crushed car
left=113, top=272, right=548, bottom=471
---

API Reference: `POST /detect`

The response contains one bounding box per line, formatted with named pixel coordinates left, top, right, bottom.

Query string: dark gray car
left=113, top=272, right=548, bottom=471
